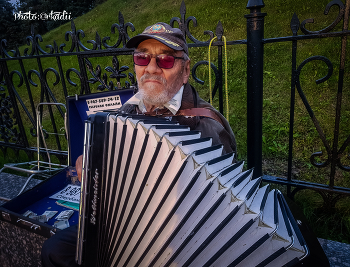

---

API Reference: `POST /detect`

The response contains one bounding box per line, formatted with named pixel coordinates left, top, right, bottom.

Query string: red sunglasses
left=133, top=52, right=185, bottom=69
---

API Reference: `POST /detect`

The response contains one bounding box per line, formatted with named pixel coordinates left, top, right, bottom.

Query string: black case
left=0, top=89, right=134, bottom=266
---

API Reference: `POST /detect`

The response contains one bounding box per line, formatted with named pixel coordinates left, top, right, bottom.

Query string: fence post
left=245, top=0, right=266, bottom=178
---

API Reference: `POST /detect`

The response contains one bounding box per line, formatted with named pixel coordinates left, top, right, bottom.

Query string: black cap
left=126, top=22, right=188, bottom=55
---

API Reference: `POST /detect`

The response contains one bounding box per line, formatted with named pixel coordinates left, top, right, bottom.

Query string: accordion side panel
left=81, top=113, right=109, bottom=267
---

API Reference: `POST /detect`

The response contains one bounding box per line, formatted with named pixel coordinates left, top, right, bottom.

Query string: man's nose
left=145, top=57, right=162, bottom=74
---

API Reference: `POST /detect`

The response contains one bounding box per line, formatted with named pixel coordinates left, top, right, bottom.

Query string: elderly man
left=41, top=22, right=236, bottom=267
left=121, top=22, right=236, bottom=155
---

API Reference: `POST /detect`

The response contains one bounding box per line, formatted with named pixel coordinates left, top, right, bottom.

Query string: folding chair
left=0, top=102, right=68, bottom=201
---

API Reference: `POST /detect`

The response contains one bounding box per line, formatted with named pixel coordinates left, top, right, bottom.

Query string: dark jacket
left=119, top=83, right=237, bottom=156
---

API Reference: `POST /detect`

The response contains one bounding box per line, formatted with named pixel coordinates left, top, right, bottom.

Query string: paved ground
left=0, top=172, right=42, bottom=205
left=0, top=172, right=349, bottom=266
left=318, top=238, right=350, bottom=267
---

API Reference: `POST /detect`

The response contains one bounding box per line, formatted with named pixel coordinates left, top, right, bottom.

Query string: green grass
left=1, top=0, right=350, bottom=243
left=295, top=189, right=350, bottom=244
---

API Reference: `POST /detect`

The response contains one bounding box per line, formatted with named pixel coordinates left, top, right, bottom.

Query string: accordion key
left=76, top=112, right=309, bottom=267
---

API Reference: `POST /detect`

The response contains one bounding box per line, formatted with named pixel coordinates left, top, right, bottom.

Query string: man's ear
left=182, top=59, right=191, bottom=84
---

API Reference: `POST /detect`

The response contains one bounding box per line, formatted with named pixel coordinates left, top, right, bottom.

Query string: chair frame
left=0, top=102, right=68, bottom=201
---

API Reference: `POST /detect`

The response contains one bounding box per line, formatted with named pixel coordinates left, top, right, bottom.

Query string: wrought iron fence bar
left=0, top=53, right=82, bottom=60
left=263, top=30, right=350, bottom=44
left=44, top=88, right=65, bottom=118
left=329, top=68, right=345, bottom=189
left=55, top=56, right=69, bottom=98
left=188, top=40, right=248, bottom=47
left=16, top=57, right=37, bottom=121
left=245, top=4, right=266, bottom=179
left=216, top=40, right=248, bottom=46
left=287, top=34, right=298, bottom=197
left=9, top=83, right=36, bottom=128
left=0, top=141, right=67, bottom=156
left=338, top=135, right=350, bottom=158
left=79, top=49, right=134, bottom=57
left=263, top=175, right=350, bottom=195
left=77, top=54, right=90, bottom=95
left=329, top=0, right=350, bottom=189
left=0, top=49, right=133, bottom=60
left=38, top=66, right=47, bottom=156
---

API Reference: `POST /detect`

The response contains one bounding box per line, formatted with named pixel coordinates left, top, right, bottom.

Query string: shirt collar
left=124, top=85, right=184, bottom=115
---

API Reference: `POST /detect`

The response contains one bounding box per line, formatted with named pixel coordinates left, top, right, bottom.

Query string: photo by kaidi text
left=13, top=10, right=71, bottom=21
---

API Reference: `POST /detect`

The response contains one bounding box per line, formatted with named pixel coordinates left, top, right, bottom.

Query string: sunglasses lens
left=156, top=55, right=175, bottom=69
left=133, top=53, right=176, bottom=69
left=133, top=53, right=150, bottom=66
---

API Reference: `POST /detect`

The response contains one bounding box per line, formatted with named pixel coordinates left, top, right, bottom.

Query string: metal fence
left=0, top=0, right=349, bottom=206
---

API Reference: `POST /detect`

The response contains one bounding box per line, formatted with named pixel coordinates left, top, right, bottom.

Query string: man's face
left=134, top=39, right=190, bottom=107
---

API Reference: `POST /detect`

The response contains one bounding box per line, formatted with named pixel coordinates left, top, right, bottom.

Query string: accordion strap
left=144, top=107, right=224, bottom=127
left=176, top=108, right=224, bottom=126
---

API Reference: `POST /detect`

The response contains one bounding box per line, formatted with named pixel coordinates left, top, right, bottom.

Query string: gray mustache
left=140, top=74, right=166, bottom=84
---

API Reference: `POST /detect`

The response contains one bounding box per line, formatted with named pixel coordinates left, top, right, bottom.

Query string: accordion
left=76, top=112, right=309, bottom=267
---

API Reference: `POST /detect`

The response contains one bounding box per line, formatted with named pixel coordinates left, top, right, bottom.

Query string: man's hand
left=75, top=155, right=83, bottom=182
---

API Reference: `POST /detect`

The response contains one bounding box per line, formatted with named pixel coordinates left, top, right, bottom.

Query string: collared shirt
left=123, top=85, right=184, bottom=115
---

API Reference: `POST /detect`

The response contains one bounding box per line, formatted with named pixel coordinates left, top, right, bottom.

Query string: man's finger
left=75, top=155, right=83, bottom=182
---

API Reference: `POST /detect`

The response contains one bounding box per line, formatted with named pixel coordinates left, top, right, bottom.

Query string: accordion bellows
left=76, top=113, right=309, bottom=267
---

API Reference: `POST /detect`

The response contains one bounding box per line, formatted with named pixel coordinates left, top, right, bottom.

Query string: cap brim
left=126, top=34, right=184, bottom=51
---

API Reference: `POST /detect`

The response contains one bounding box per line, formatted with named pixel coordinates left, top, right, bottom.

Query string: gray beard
left=138, top=74, right=172, bottom=106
